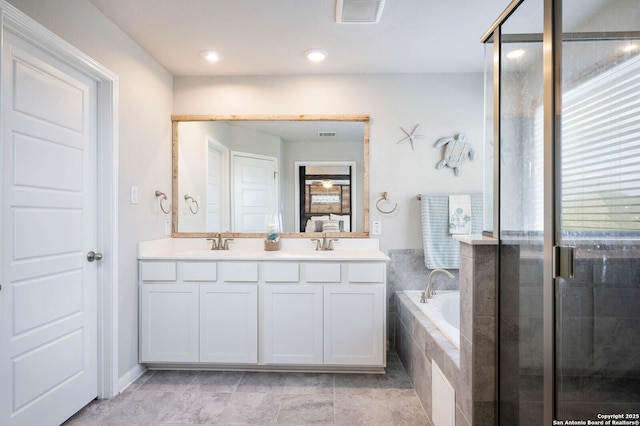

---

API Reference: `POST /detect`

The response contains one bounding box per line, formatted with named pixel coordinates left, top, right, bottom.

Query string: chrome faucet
left=207, top=233, right=234, bottom=250
left=311, top=233, right=338, bottom=251
left=420, top=268, right=455, bottom=303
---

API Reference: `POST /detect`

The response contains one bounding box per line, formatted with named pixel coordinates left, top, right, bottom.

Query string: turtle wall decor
left=435, top=133, right=475, bottom=176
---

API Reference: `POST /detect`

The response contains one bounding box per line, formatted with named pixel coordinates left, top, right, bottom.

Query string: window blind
left=561, top=53, right=640, bottom=232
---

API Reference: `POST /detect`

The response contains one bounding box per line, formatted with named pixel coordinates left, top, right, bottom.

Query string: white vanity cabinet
left=140, top=284, right=199, bottom=362
left=139, top=261, right=199, bottom=363
left=200, top=284, right=258, bottom=363
left=199, top=262, right=259, bottom=363
left=262, top=283, right=323, bottom=364
left=324, top=262, right=385, bottom=365
left=139, top=260, right=259, bottom=364
left=138, top=247, right=388, bottom=372
left=324, top=284, right=385, bottom=366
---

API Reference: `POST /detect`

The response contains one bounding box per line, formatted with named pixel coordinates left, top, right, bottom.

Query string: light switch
left=130, top=186, right=138, bottom=204
left=164, top=220, right=171, bottom=235
left=372, top=220, right=382, bottom=235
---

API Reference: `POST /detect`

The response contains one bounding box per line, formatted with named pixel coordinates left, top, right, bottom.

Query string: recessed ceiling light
left=305, top=48, right=328, bottom=63
left=506, top=49, right=525, bottom=59
left=200, top=50, right=223, bottom=63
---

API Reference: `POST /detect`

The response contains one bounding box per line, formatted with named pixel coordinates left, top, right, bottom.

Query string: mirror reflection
left=172, top=115, right=369, bottom=236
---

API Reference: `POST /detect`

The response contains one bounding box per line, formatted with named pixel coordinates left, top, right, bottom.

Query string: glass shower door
left=556, top=0, right=640, bottom=419
left=498, top=0, right=545, bottom=424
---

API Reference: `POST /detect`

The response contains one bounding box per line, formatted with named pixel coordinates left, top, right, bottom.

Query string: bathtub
left=402, top=290, right=460, bottom=348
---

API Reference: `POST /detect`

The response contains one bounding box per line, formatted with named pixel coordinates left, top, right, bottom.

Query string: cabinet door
left=323, top=284, right=385, bottom=366
left=200, top=284, right=258, bottom=363
left=140, top=284, right=199, bottom=363
left=262, top=285, right=323, bottom=365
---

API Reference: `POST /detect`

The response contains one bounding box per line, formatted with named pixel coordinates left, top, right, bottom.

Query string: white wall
left=174, top=74, right=485, bottom=251
left=7, top=0, right=174, bottom=382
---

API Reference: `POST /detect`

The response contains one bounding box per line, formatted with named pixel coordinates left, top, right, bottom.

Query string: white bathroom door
left=206, top=138, right=229, bottom=232
left=0, top=30, right=98, bottom=426
left=231, top=152, right=278, bottom=232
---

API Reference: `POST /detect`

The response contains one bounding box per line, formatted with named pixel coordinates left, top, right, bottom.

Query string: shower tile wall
left=498, top=245, right=544, bottom=425
left=500, top=244, right=640, bottom=422
left=387, top=249, right=459, bottom=350
left=557, top=247, right=640, bottom=418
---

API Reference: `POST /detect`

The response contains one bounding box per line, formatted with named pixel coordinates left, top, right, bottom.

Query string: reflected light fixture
left=622, top=43, right=638, bottom=53
left=305, top=48, right=328, bottom=63
left=200, top=50, right=224, bottom=63
left=322, top=180, right=333, bottom=188
left=506, top=49, right=525, bottom=59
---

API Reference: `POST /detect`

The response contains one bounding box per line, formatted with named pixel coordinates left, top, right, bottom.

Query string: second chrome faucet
left=311, top=233, right=338, bottom=251
left=207, top=233, right=234, bottom=250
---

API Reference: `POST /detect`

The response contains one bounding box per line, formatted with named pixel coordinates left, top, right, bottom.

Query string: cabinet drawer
left=263, top=262, right=299, bottom=282
left=140, top=261, right=177, bottom=281
left=305, top=263, right=341, bottom=283
left=182, top=262, right=217, bottom=282
left=219, top=262, right=259, bottom=282
left=348, top=263, right=384, bottom=283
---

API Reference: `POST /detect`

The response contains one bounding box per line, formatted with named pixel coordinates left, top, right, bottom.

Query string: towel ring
left=184, top=194, right=199, bottom=214
left=376, top=192, right=398, bottom=215
left=155, top=190, right=171, bottom=214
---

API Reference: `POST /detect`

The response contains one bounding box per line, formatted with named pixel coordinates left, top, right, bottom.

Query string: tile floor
left=63, top=351, right=431, bottom=426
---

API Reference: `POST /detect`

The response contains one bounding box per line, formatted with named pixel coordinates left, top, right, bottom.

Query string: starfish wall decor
left=397, top=124, right=425, bottom=150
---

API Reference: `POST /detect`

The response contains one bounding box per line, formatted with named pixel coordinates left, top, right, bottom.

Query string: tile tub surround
left=387, top=249, right=459, bottom=350
left=395, top=241, right=497, bottom=426
left=63, top=351, right=431, bottom=426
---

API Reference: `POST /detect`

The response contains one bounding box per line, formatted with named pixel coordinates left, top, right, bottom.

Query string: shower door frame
left=482, top=0, right=559, bottom=422
left=482, top=0, right=563, bottom=423
left=484, top=0, right=640, bottom=423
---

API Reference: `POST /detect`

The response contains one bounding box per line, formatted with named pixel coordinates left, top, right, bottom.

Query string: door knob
left=87, top=251, right=103, bottom=262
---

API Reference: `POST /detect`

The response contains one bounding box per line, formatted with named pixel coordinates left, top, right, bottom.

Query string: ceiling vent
left=318, top=131, right=337, bottom=137
left=336, top=0, right=386, bottom=24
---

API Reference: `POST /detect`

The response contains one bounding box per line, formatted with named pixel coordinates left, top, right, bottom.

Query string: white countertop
left=138, top=238, right=390, bottom=261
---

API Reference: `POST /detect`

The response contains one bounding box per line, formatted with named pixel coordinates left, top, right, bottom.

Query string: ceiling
left=225, top=120, right=364, bottom=144
left=88, top=0, right=514, bottom=76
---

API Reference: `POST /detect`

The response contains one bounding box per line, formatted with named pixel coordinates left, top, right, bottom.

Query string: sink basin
left=175, top=249, right=263, bottom=258
left=142, top=246, right=388, bottom=261
left=173, top=249, right=348, bottom=260
left=139, top=237, right=389, bottom=261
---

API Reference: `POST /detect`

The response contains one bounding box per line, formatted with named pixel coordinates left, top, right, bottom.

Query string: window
left=561, top=53, right=640, bottom=232
left=531, top=52, right=640, bottom=234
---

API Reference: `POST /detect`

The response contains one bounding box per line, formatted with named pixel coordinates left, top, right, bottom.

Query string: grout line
left=332, top=373, right=337, bottom=425
left=231, top=371, right=245, bottom=393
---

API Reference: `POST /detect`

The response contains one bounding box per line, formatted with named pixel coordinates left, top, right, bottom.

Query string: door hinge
left=553, top=245, right=575, bottom=279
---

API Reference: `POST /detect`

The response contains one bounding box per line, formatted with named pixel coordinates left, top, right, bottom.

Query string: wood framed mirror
left=171, top=114, right=370, bottom=238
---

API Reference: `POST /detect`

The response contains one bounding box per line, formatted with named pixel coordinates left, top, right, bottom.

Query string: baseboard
left=118, top=363, right=147, bottom=393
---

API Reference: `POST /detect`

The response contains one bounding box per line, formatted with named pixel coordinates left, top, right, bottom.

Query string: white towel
left=449, top=195, right=472, bottom=234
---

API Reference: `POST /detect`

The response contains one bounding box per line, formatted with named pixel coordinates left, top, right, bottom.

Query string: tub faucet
left=420, top=268, right=455, bottom=303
